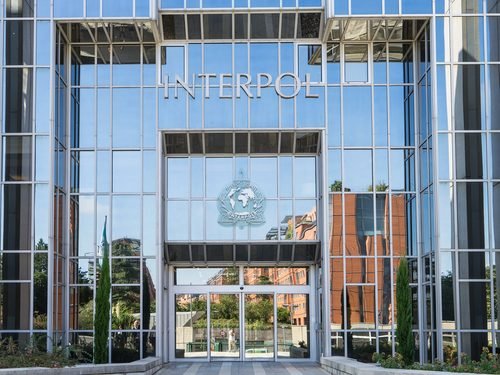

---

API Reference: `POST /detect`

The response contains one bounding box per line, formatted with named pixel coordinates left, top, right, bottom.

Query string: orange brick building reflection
left=329, top=194, right=407, bottom=331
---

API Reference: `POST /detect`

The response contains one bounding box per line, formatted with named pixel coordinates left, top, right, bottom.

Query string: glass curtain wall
left=65, top=23, right=158, bottom=362
left=160, top=42, right=325, bottom=130
left=1, top=0, right=52, bottom=349
left=165, top=156, right=318, bottom=242
left=435, top=0, right=500, bottom=361
left=327, top=30, right=418, bottom=360
left=416, top=24, right=435, bottom=361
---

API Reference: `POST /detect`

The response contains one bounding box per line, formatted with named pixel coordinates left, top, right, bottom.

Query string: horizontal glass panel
left=204, top=14, right=232, bottom=39
left=103, top=0, right=133, bottom=17
left=175, top=267, right=239, bottom=285
left=244, top=267, right=308, bottom=285
left=251, top=14, right=279, bottom=39
left=162, top=15, right=186, bottom=39
left=297, top=13, right=321, bottom=38
left=54, top=0, right=83, bottom=17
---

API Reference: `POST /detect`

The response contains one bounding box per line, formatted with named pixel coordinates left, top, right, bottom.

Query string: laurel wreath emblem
left=217, top=180, right=266, bottom=225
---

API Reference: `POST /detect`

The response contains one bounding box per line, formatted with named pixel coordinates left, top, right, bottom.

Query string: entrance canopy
left=164, top=243, right=320, bottom=265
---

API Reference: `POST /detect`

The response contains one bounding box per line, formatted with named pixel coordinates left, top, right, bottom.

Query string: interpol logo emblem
left=217, top=180, right=266, bottom=225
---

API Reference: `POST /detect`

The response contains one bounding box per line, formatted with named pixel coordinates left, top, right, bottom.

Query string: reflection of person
left=228, top=329, right=236, bottom=352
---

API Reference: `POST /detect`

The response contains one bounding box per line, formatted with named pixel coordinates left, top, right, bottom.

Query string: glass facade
left=0, top=0, right=499, bottom=365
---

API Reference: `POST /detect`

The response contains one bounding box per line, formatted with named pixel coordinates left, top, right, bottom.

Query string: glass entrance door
left=244, top=294, right=275, bottom=360
left=172, top=266, right=314, bottom=362
left=210, top=294, right=241, bottom=359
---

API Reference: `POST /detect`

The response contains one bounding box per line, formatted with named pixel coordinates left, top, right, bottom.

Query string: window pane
left=251, top=14, right=279, bottom=38
left=346, top=285, right=376, bottom=329
left=206, top=158, right=232, bottom=198
left=103, top=0, right=133, bottom=17
left=344, top=87, right=372, bottom=147
left=112, top=88, right=141, bottom=148
left=251, top=158, right=277, bottom=198
left=54, top=0, right=83, bottom=17
left=294, top=157, right=316, bottom=197
left=6, top=0, right=34, bottom=17
left=143, top=195, right=157, bottom=256
left=203, top=14, right=232, bottom=39
left=167, top=158, right=189, bottom=198
left=4, top=68, right=33, bottom=133
left=0, top=283, right=31, bottom=329
left=457, top=183, right=488, bottom=249
left=5, top=21, right=33, bottom=65
left=3, top=185, right=32, bottom=250
left=344, top=150, right=372, bottom=192
left=113, top=151, right=141, bottom=193
left=36, top=68, right=50, bottom=132
left=112, top=45, right=141, bottom=86
left=250, top=43, right=278, bottom=80
left=344, top=44, right=368, bottom=82
left=176, top=267, right=239, bottom=285
left=175, top=294, right=207, bottom=358
left=112, top=195, right=141, bottom=244
left=167, top=201, right=189, bottom=240
left=4, top=136, right=32, bottom=182
left=299, top=45, right=321, bottom=82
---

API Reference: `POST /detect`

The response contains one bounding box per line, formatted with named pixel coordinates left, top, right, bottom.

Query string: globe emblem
left=217, top=180, right=266, bottom=225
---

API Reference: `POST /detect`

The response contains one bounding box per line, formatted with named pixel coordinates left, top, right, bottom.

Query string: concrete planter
left=321, top=357, right=490, bottom=375
left=290, top=345, right=309, bottom=358
left=0, top=357, right=162, bottom=375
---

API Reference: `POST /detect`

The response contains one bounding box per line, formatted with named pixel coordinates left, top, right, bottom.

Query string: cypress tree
left=396, top=258, right=414, bottom=365
left=94, top=217, right=111, bottom=364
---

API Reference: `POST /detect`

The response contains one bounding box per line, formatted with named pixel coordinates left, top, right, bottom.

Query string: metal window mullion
left=339, top=65, right=348, bottom=356
left=207, top=291, right=212, bottom=361
left=412, top=37, right=425, bottom=364
left=320, top=126, right=331, bottom=356
left=45, top=19, right=55, bottom=349
left=107, top=44, right=114, bottom=364
left=139, top=51, right=145, bottom=357
left=447, top=16, right=462, bottom=357
left=430, top=14, right=445, bottom=361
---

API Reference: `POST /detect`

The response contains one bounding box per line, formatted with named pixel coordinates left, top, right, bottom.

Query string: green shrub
left=0, top=336, right=90, bottom=369
left=396, top=258, right=414, bottom=365
left=373, top=347, right=500, bottom=374
left=94, top=218, right=111, bottom=364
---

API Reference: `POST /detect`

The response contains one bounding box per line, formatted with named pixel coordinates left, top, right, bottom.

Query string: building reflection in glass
left=329, top=193, right=410, bottom=353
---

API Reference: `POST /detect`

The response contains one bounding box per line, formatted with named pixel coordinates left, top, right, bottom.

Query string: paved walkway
left=158, top=362, right=327, bottom=375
